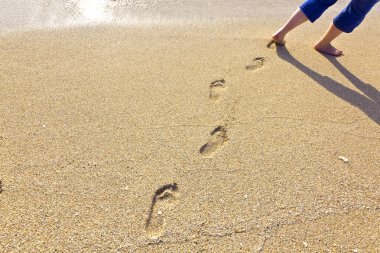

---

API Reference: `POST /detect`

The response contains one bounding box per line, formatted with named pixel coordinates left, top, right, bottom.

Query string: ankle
left=315, top=40, right=326, bottom=47
left=273, top=30, right=285, bottom=39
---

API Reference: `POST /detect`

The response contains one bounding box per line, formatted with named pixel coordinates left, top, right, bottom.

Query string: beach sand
left=0, top=1, right=379, bottom=252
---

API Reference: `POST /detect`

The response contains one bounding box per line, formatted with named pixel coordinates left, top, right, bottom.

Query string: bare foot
left=314, top=42, right=343, bottom=57
left=272, top=31, right=286, bottom=46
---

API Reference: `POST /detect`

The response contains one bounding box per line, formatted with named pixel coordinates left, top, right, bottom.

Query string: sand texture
left=0, top=11, right=380, bottom=253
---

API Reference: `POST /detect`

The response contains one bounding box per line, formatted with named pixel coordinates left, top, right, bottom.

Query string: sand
left=0, top=1, right=380, bottom=252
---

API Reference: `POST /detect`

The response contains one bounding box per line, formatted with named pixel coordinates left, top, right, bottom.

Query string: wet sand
left=4, top=0, right=379, bottom=32
left=1, top=1, right=380, bottom=252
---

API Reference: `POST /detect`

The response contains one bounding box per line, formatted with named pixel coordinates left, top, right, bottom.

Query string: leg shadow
left=324, top=56, right=380, bottom=104
left=275, top=46, right=380, bottom=125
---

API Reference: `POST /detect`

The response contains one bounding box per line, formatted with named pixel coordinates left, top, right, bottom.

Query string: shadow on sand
left=275, top=46, right=380, bottom=125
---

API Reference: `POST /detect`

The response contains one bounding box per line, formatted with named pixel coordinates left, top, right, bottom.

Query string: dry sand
left=0, top=1, right=380, bottom=252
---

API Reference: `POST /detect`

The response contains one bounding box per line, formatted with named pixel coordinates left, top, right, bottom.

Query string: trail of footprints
left=145, top=55, right=267, bottom=239
left=202, top=56, right=266, bottom=157
left=1, top=56, right=269, bottom=241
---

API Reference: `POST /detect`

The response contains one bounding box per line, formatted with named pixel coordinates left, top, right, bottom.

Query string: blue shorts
left=300, top=0, right=379, bottom=33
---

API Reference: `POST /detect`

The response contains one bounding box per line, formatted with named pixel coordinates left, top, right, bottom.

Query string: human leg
left=272, top=0, right=338, bottom=44
left=314, top=0, right=379, bottom=56
left=334, top=0, right=379, bottom=33
left=272, top=8, right=308, bottom=45
left=314, top=23, right=343, bottom=56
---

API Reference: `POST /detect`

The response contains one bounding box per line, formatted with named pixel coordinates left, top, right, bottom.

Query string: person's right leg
left=272, top=0, right=338, bottom=45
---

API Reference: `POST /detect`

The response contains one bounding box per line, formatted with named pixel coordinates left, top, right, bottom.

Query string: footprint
left=0, top=180, right=2, bottom=193
left=245, top=57, right=266, bottom=71
left=145, top=183, right=179, bottom=239
left=200, top=126, right=229, bottom=158
left=209, top=79, right=226, bottom=102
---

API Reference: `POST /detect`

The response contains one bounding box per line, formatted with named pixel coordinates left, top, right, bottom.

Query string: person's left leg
left=315, top=0, right=379, bottom=56
left=272, top=8, right=309, bottom=45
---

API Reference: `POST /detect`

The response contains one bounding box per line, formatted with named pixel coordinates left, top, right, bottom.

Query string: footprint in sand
left=245, top=57, right=266, bottom=71
left=0, top=180, right=3, bottom=193
left=267, top=40, right=276, bottom=49
left=209, top=79, right=226, bottom=102
left=200, top=126, right=229, bottom=158
left=145, top=183, right=179, bottom=239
